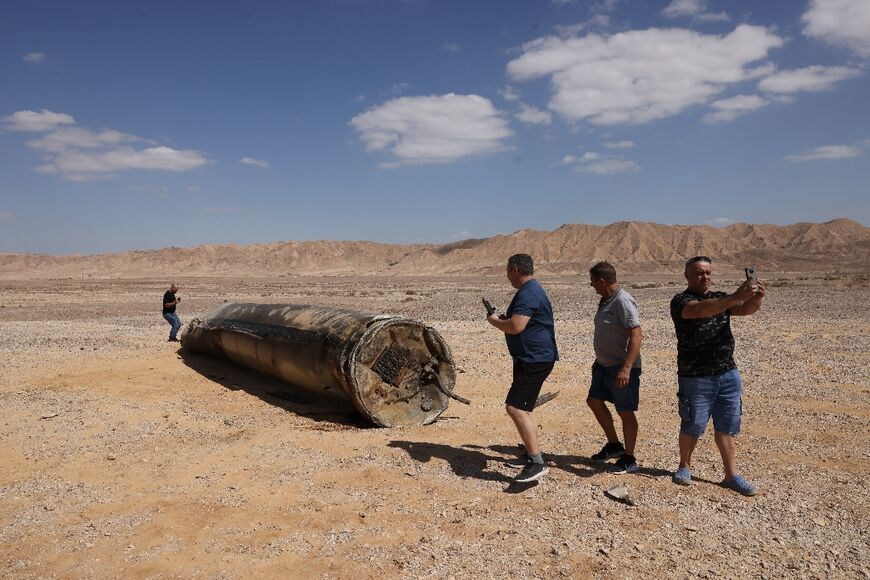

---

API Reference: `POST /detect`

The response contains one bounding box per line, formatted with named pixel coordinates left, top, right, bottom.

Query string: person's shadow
left=389, top=440, right=675, bottom=492
left=389, top=440, right=609, bottom=493
left=178, top=348, right=367, bottom=429
left=487, top=443, right=673, bottom=480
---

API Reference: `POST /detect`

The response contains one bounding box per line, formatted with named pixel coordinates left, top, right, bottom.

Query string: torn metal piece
left=535, top=390, right=559, bottom=408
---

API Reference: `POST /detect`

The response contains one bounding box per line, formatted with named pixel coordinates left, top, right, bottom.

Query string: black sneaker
left=591, top=441, right=624, bottom=461
left=609, top=454, right=639, bottom=474
left=168, top=337, right=179, bottom=342
left=515, top=461, right=549, bottom=483
left=505, top=453, right=530, bottom=467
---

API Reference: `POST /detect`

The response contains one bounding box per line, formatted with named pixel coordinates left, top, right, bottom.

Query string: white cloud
left=703, top=94, right=769, bottom=123
left=706, top=217, right=737, bottom=227
left=662, top=0, right=729, bottom=22
left=551, top=0, right=577, bottom=6
left=3, top=109, right=208, bottom=180
left=499, top=85, right=521, bottom=101
left=26, top=127, right=139, bottom=152
left=579, top=157, right=640, bottom=175
left=381, top=82, right=414, bottom=96
left=555, top=16, right=610, bottom=38
left=603, top=140, right=635, bottom=149
left=507, top=25, right=783, bottom=125
left=22, top=52, right=45, bottom=63
left=1, top=109, right=75, bottom=132
left=442, top=41, right=461, bottom=53
left=350, top=93, right=513, bottom=166
left=0, top=211, right=12, bottom=219
left=36, top=146, right=208, bottom=179
left=802, top=0, right=870, bottom=57
left=559, top=150, right=639, bottom=174
left=758, top=65, right=862, bottom=94
left=785, top=144, right=863, bottom=162
left=240, top=156, right=270, bottom=168
left=516, top=103, right=552, bottom=125
left=353, top=94, right=366, bottom=103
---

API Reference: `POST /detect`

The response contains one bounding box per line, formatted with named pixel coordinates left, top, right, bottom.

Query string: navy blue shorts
left=506, top=359, right=555, bottom=412
left=588, top=362, right=641, bottom=412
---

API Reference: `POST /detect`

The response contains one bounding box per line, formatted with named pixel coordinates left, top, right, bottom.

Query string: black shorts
left=505, top=359, right=555, bottom=412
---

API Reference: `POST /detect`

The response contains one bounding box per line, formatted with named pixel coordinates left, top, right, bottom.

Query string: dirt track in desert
left=1, top=275, right=868, bottom=579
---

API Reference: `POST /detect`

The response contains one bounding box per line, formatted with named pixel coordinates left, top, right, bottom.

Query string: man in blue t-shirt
left=487, top=253, right=558, bottom=483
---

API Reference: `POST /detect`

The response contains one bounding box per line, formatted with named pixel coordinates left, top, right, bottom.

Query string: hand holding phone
left=745, top=266, right=759, bottom=293
left=482, top=297, right=496, bottom=317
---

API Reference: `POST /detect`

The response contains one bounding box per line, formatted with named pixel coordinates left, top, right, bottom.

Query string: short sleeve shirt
left=505, top=279, right=559, bottom=363
left=163, top=291, right=176, bottom=314
left=670, top=290, right=736, bottom=377
left=593, top=288, right=641, bottom=368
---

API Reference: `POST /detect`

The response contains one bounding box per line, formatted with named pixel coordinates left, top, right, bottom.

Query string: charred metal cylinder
left=180, top=303, right=458, bottom=427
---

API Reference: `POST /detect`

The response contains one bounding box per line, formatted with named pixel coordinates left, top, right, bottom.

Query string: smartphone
left=745, top=266, right=758, bottom=292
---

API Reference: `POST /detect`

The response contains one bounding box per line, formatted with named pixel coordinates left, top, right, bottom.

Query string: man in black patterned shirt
left=670, top=256, right=765, bottom=496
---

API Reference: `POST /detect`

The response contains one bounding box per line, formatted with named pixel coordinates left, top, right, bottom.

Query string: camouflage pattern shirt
left=670, top=290, right=736, bottom=377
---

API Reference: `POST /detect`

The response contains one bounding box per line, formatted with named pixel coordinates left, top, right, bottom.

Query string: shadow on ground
left=177, top=348, right=368, bottom=429
left=389, top=440, right=676, bottom=492
left=388, top=440, right=641, bottom=493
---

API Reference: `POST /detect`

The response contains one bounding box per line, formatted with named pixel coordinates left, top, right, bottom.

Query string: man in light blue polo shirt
left=586, top=261, right=643, bottom=474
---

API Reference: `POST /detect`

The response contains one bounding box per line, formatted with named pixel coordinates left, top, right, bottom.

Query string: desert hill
left=1, top=219, right=867, bottom=279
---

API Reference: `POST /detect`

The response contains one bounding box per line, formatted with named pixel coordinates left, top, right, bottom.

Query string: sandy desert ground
left=1, top=274, right=868, bottom=579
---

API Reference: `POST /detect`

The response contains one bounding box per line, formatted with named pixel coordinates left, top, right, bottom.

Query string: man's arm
left=487, top=313, right=531, bottom=335
left=616, top=326, right=642, bottom=388
left=681, top=279, right=756, bottom=319
left=729, top=280, right=765, bottom=316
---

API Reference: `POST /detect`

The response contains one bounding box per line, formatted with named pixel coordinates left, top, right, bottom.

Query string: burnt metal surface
left=180, top=302, right=458, bottom=427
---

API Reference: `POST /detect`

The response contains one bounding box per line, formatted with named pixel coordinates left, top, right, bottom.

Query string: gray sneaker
left=515, top=461, right=549, bottom=483
left=591, top=441, right=624, bottom=461
left=672, top=466, right=692, bottom=485
left=505, top=453, right=530, bottom=467
left=609, top=454, right=639, bottom=474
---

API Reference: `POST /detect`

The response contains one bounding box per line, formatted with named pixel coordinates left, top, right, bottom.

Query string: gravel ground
left=0, top=275, right=868, bottom=579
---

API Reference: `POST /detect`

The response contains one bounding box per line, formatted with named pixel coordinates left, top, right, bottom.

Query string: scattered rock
left=605, top=486, right=637, bottom=506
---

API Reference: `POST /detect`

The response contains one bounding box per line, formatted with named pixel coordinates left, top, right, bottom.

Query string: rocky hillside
left=1, top=219, right=867, bottom=279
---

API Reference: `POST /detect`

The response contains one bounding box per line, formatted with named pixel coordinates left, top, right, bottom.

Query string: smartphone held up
left=745, top=266, right=759, bottom=294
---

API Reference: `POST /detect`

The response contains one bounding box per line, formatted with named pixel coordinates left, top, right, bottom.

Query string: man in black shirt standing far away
left=670, top=256, right=765, bottom=496
left=162, top=284, right=182, bottom=342
left=486, top=254, right=559, bottom=484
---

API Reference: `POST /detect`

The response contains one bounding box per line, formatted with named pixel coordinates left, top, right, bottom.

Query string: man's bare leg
left=679, top=432, right=699, bottom=469
left=506, top=405, right=540, bottom=456
left=617, top=411, right=638, bottom=456
left=714, top=432, right=738, bottom=479
left=587, top=398, right=620, bottom=444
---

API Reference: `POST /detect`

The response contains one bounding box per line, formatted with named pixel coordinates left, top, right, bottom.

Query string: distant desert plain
left=1, top=220, right=868, bottom=578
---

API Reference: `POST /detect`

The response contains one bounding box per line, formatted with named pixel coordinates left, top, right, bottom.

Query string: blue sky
left=1, top=0, right=868, bottom=254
